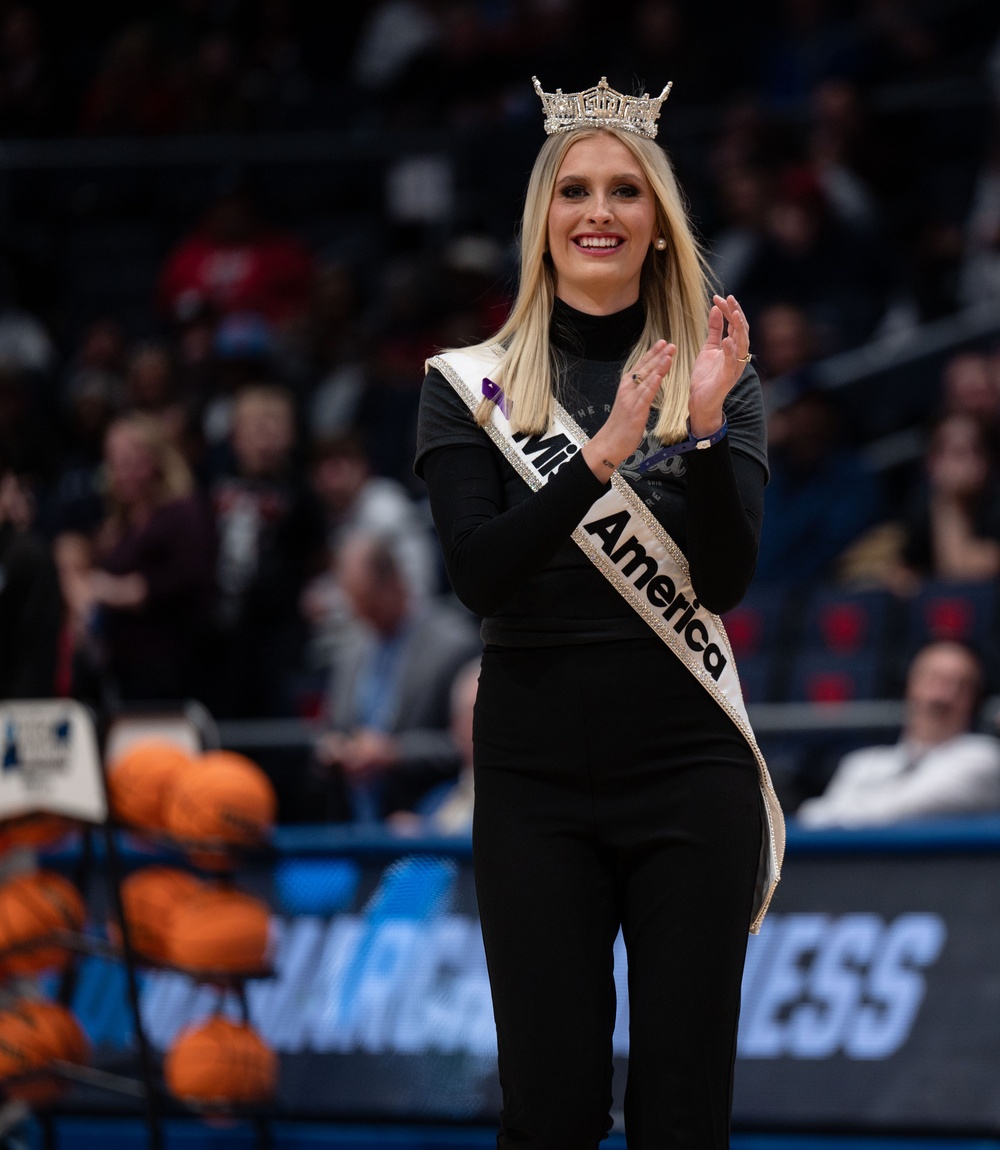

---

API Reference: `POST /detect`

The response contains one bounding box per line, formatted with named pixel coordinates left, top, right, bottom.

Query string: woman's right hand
left=582, top=339, right=675, bottom=480
left=88, top=569, right=148, bottom=610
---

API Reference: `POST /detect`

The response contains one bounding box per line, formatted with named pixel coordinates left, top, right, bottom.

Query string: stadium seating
left=723, top=584, right=794, bottom=704
left=785, top=583, right=903, bottom=702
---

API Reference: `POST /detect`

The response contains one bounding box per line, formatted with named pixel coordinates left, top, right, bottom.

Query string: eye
left=558, top=184, right=588, bottom=199
left=614, top=183, right=641, bottom=198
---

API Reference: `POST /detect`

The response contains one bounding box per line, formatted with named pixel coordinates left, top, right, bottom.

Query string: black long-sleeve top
left=414, top=299, right=768, bottom=646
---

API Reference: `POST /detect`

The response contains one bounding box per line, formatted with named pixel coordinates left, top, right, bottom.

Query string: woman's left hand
left=688, top=294, right=751, bottom=437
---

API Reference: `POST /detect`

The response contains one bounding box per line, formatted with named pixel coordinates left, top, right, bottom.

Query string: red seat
left=798, top=585, right=898, bottom=655
left=908, top=580, right=998, bottom=644
left=784, top=649, right=883, bottom=704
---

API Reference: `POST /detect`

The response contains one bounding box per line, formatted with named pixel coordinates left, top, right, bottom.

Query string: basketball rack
left=0, top=699, right=277, bottom=1150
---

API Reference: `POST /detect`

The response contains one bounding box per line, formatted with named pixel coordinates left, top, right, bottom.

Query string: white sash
left=429, top=345, right=785, bottom=933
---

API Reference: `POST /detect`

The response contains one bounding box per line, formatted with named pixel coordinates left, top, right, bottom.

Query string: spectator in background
left=940, top=350, right=1000, bottom=446
left=298, top=261, right=371, bottom=439
left=122, top=340, right=193, bottom=457
left=56, top=412, right=215, bottom=707
left=238, top=0, right=315, bottom=131
left=46, top=331, right=190, bottom=539
left=706, top=93, right=790, bottom=189
left=437, top=233, right=512, bottom=348
left=301, top=430, right=438, bottom=667
left=752, top=300, right=821, bottom=387
left=883, top=410, right=1000, bottom=594
left=62, top=317, right=127, bottom=393
left=605, top=0, right=721, bottom=110
left=350, top=0, right=441, bottom=110
left=156, top=181, right=316, bottom=333
left=796, top=639, right=1000, bottom=827
left=197, top=310, right=280, bottom=455
left=387, top=655, right=480, bottom=838
left=804, top=78, right=889, bottom=236
left=176, top=28, right=253, bottom=134
left=168, top=293, right=223, bottom=407
left=0, top=4, right=63, bottom=138
left=755, top=0, right=861, bottom=111
left=957, top=112, right=1000, bottom=308
left=42, top=366, right=123, bottom=539
left=204, top=382, right=326, bottom=718
left=0, top=445, right=63, bottom=698
left=376, top=1, right=507, bottom=130
left=903, top=215, right=966, bottom=325
left=78, top=21, right=185, bottom=136
left=354, top=254, right=448, bottom=486
left=737, top=163, right=892, bottom=353
left=987, top=339, right=1000, bottom=424
left=314, top=528, right=480, bottom=823
left=705, top=165, right=771, bottom=301
left=856, top=0, right=938, bottom=87
left=0, top=363, right=58, bottom=493
left=0, top=260, right=57, bottom=379
left=755, top=380, right=884, bottom=586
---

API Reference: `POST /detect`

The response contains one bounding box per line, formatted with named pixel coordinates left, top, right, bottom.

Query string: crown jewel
left=532, top=76, right=672, bottom=140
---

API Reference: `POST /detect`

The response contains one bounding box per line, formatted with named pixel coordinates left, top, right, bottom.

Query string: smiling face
left=905, top=642, right=983, bottom=745
left=546, top=133, right=659, bottom=315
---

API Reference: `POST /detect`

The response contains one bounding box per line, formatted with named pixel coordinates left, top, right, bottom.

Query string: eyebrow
left=556, top=172, right=647, bottom=184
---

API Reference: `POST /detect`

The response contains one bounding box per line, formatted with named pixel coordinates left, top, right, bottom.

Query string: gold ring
left=737, top=353, right=752, bottom=363
left=631, top=372, right=643, bottom=383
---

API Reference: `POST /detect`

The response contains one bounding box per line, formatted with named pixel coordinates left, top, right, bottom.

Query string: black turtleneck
left=414, top=300, right=767, bottom=642
left=550, top=296, right=646, bottom=362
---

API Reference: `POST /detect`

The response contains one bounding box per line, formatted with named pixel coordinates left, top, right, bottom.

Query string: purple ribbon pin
left=482, top=378, right=509, bottom=416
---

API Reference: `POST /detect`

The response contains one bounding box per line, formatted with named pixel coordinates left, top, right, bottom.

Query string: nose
left=588, top=193, right=613, bottom=223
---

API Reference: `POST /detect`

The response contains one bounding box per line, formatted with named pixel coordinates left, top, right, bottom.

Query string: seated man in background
left=796, top=640, right=1000, bottom=827
left=301, top=430, right=439, bottom=668
left=314, top=528, right=480, bottom=823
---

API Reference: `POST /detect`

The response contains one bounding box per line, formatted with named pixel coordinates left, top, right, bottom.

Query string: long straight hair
left=104, top=412, right=194, bottom=516
left=470, top=126, right=712, bottom=444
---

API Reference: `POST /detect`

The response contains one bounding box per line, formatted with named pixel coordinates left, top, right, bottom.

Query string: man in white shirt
left=796, top=639, right=1000, bottom=827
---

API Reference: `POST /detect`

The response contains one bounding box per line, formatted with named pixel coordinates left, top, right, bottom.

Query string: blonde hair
left=105, top=411, right=194, bottom=510
left=469, top=126, right=712, bottom=444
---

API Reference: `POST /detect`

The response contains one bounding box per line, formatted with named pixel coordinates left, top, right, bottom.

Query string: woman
left=57, top=412, right=215, bottom=705
left=414, top=76, right=784, bottom=1149
left=896, top=409, right=1000, bottom=588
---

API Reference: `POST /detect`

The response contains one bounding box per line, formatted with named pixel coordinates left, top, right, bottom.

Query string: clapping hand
left=688, top=295, right=751, bottom=437
left=583, top=339, right=676, bottom=478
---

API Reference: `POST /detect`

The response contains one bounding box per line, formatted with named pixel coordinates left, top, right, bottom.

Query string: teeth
left=577, top=237, right=621, bottom=248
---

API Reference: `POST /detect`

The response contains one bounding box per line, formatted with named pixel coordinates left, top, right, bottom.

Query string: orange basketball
left=0, top=815, right=74, bottom=856
left=111, top=866, right=206, bottom=962
left=164, top=1017, right=276, bottom=1104
left=0, top=998, right=89, bottom=1103
left=0, top=871, right=86, bottom=976
left=106, top=739, right=197, bottom=832
left=162, top=751, right=276, bottom=853
left=162, top=887, right=271, bottom=973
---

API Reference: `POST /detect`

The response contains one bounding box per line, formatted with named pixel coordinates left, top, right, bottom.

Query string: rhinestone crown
left=532, top=76, right=673, bottom=140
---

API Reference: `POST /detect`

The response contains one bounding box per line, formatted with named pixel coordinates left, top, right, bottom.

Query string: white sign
left=0, top=699, right=107, bottom=824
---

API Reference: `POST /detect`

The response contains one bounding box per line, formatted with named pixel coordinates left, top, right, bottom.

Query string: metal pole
left=100, top=821, right=163, bottom=1150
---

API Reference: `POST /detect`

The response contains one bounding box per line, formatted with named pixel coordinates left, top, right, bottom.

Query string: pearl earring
left=654, top=237, right=667, bottom=251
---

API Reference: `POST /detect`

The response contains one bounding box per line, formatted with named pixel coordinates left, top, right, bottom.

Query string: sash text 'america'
left=511, top=429, right=727, bottom=682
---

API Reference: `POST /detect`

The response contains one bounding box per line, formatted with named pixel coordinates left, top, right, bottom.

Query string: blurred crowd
left=2, top=0, right=1000, bottom=827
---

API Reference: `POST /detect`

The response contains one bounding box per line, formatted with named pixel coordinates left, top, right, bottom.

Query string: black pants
left=472, top=640, right=762, bottom=1150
